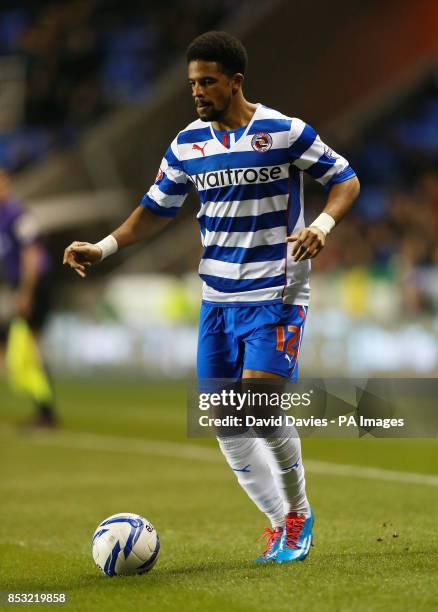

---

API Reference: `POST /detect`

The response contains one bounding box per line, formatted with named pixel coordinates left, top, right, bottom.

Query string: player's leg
left=197, top=303, right=284, bottom=546
left=25, top=273, right=56, bottom=427
left=243, top=304, right=313, bottom=563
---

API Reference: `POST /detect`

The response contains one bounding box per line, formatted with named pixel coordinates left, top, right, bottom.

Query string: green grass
left=1, top=379, right=438, bottom=611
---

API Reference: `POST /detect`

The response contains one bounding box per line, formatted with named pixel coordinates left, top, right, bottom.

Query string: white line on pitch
left=7, top=428, right=438, bottom=489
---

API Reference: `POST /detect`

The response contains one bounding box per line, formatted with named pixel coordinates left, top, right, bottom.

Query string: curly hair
left=186, top=31, right=248, bottom=76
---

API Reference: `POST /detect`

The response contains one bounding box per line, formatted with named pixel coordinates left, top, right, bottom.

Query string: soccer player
left=63, top=31, right=360, bottom=563
left=0, top=168, right=56, bottom=427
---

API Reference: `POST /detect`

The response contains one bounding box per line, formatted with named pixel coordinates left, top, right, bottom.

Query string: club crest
left=251, top=132, right=273, bottom=153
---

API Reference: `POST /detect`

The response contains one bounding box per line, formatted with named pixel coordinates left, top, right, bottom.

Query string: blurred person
left=64, top=31, right=359, bottom=564
left=0, top=169, right=56, bottom=427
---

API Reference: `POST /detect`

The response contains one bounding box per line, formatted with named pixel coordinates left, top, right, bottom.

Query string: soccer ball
left=92, top=513, right=160, bottom=576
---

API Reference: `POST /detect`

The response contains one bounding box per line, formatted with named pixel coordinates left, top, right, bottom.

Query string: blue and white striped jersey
left=141, top=104, right=356, bottom=305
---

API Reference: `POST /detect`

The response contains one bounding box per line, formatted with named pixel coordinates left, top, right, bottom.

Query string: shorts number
left=276, top=325, right=300, bottom=355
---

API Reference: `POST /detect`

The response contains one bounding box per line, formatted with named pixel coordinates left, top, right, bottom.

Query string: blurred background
left=0, top=0, right=437, bottom=380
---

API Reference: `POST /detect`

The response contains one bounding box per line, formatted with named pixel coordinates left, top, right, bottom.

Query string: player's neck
left=211, top=98, right=258, bottom=132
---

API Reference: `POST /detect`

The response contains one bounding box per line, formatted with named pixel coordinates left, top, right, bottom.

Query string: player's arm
left=289, top=176, right=360, bottom=262
left=286, top=119, right=360, bottom=262
left=15, top=243, right=44, bottom=317
left=63, top=138, right=191, bottom=278
left=13, top=213, right=44, bottom=317
left=63, top=207, right=171, bottom=278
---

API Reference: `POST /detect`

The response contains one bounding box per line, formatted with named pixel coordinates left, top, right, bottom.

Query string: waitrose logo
left=192, top=165, right=284, bottom=190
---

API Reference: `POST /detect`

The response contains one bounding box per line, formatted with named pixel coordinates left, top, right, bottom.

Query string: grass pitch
left=1, top=378, right=438, bottom=612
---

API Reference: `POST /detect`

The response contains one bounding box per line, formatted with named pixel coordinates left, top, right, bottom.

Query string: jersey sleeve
left=288, top=118, right=356, bottom=188
left=140, top=137, right=191, bottom=217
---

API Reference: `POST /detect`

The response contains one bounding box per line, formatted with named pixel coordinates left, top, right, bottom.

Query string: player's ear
left=231, top=73, right=244, bottom=95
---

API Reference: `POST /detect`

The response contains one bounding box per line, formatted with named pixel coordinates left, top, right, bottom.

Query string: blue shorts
left=197, top=302, right=307, bottom=380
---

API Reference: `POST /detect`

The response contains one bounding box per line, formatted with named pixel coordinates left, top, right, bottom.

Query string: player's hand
left=287, top=227, right=326, bottom=262
left=63, top=241, right=102, bottom=278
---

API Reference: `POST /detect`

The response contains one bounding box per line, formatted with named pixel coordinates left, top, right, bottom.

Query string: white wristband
left=95, top=235, right=118, bottom=261
left=310, top=212, right=336, bottom=237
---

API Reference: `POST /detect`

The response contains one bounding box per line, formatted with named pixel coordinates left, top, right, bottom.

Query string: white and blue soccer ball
left=92, top=513, right=160, bottom=576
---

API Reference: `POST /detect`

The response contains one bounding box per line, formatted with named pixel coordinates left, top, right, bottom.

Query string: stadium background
left=0, top=2, right=438, bottom=610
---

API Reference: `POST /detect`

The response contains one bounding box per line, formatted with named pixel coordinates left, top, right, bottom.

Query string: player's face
left=188, top=60, right=236, bottom=122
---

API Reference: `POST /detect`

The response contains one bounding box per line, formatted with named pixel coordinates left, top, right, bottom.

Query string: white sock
left=263, top=430, right=310, bottom=517
left=217, top=436, right=284, bottom=528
